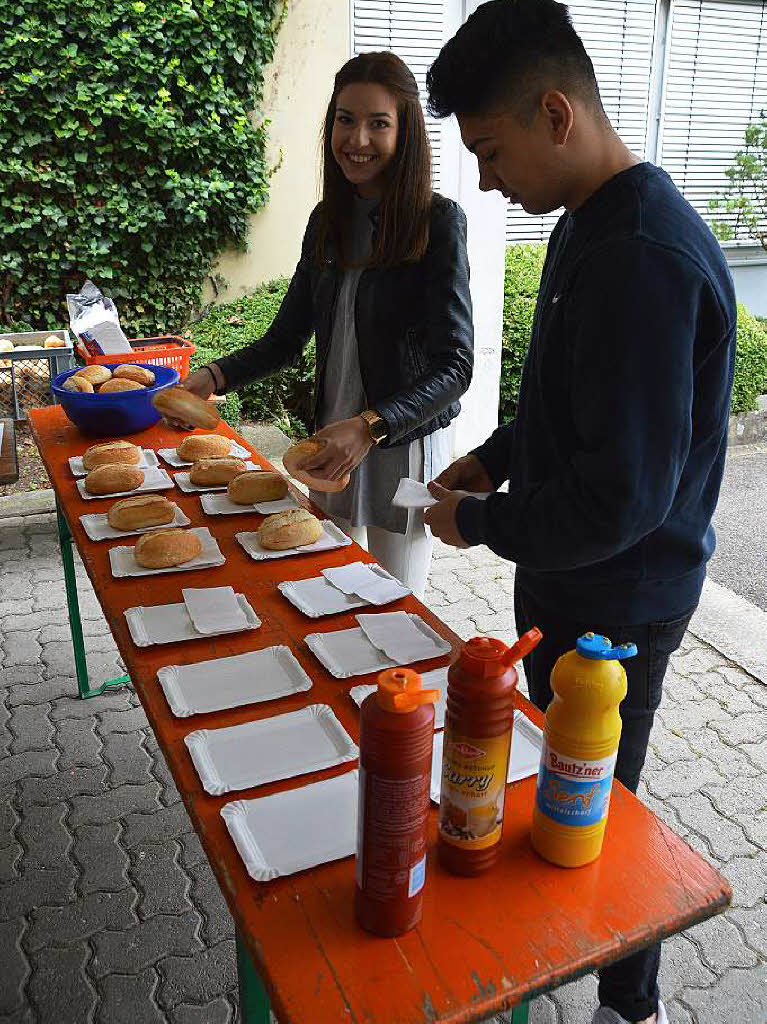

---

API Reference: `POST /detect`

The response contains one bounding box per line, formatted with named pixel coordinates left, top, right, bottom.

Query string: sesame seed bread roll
left=227, top=471, right=288, bottom=505
left=84, top=464, right=145, bottom=495
left=177, top=433, right=231, bottom=461
left=189, top=457, right=246, bottom=486
left=107, top=495, right=177, bottom=531
left=82, top=440, right=141, bottom=471
left=257, top=508, right=323, bottom=550
left=133, top=528, right=202, bottom=569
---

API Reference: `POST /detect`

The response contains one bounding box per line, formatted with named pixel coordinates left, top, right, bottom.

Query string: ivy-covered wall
left=0, top=0, right=283, bottom=336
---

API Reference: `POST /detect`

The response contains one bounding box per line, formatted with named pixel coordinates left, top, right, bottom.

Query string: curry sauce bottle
left=531, top=632, right=637, bottom=868
left=438, top=630, right=542, bottom=876
left=355, top=668, right=439, bottom=937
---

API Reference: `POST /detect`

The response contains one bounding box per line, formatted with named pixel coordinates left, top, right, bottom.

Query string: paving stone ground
left=0, top=515, right=764, bottom=1024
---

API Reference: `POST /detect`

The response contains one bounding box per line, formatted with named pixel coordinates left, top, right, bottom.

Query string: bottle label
left=438, top=729, right=512, bottom=850
left=535, top=740, right=617, bottom=827
left=408, top=854, right=426, bottom=898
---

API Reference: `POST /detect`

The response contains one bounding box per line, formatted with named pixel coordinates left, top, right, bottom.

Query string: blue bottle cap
left=576, top=632, right=638, bottom=661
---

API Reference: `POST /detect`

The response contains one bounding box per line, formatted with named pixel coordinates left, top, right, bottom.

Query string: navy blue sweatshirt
left=456, top=163, right=737, bottom=624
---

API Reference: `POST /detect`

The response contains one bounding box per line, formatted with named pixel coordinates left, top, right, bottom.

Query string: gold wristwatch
left=360, top=409, right=388, bottom=445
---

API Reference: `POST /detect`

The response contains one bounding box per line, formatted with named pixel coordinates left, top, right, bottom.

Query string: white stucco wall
left=202, top=0, right=350, bottom=303
left=726, top=248, right=767, bottom=317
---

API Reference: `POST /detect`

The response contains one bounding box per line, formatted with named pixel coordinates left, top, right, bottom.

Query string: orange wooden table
left=29, top=406, right=731, bottom=1024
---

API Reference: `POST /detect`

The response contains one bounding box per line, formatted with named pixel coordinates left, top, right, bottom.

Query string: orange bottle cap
left=376, top=668, right=439, bottom=714
left=459, top=636, right=512, bottom=677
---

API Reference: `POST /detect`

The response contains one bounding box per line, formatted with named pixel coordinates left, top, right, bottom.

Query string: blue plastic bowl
left=50, top=363, right=180, bottom=437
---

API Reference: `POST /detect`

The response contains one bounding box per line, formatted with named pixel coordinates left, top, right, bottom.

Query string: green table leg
left=56, top=502, right=130, bottom=700
left=236, top=927, right=272, bottom=1024
left=507, top=1002, right=530, bottom=1023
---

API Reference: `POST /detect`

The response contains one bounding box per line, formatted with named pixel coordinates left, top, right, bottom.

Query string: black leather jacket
left=215, top=195, right=474, bottom=447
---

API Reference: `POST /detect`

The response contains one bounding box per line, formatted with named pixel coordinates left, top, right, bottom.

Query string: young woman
left=182, top=51, right=473, bottom=597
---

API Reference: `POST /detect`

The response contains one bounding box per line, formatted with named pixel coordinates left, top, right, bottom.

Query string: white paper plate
left=221, top=771, right=358, bottom=881
left=185, top=704, right=359, bottom=795
left=236, top=521, right=352, bottom=561
left=305, top=614, right=449, bottom=679
left=125, top=594, right=260, bottom=647
left=174, top=463, right=259, bottom=493
left=429, top=711, right=543, bottom=803
left=69, top=448, right=159, bottom=477
left=349, top=665, right=450, bottom=728
left=158, top=440, right=252, bottom=467
left=157, top=645, right=313, bottom=717
left=108, top=526, right=224, bottom=578
left=278, top=576, right=369, bottom=618
left=200, top=492, right=300, bottom=516
left=80, top=504, right=190, bottom=541
left=77, top=467, right=174, bottom=500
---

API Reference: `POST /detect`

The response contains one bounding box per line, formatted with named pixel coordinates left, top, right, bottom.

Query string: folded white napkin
left=392, top=477, right=494, bottom=509
left=322, top=562, right=409, bottom=605
left=356, top=611, right=448, bottom=663
left=182, top=586, right=248, bottom=635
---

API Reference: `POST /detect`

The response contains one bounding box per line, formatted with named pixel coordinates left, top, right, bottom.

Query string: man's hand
left=302, top=417, right=373, bottom=481
left=433, top=454, right=494, bottom=493
left=163, top=366, right=219, bottom=429
left=423, top=482, right=470, bottom=548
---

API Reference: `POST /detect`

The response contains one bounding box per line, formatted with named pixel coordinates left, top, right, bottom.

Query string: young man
left=424, top=2, right=737, bottom=1023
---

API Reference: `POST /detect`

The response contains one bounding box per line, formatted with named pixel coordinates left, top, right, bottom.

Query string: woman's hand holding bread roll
left=257, top=508, right=323, bottom=550
left=85, top=464, right=145, bottom=495
left=282, top=439, right=351, bottom=493
left=134, top=528, right=202, bottom=568
left=107, top=495, right=177, bottom=531
left=153, top=384, right=221, bottom=430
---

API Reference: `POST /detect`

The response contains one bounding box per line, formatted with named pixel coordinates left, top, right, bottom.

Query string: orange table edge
left=29, top=407, right=732, bottom=1024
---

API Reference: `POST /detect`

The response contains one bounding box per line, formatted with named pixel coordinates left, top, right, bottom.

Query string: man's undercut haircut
left=426, top=0, right=606, bottom=125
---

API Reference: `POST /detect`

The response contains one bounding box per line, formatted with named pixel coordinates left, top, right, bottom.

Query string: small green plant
left=708, top=113, right=767, bottom=249
left=185, top=280, right=315, bottom=437
left=500, top=242, right=547, bottom=422
left=733, top=304, right=767, bottom=414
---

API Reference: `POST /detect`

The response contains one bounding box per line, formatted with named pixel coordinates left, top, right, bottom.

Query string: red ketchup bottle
left=438, top=630, right=542, bottom=876
left=355, top=668, right=439, bottom=937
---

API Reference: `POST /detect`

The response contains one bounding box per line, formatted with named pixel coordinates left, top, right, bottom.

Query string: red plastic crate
left=75, top=335, right=195, bottom=379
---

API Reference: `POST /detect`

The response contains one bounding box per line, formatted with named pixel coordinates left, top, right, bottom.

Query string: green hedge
left=0, top=0, right=282, bottom=335
left=185, top=280, right=314, bottom=437
left=733, top=304, right=767, bottom=414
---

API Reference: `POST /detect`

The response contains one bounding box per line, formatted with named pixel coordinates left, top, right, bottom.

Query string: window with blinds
left=352, top=0, right=445, bottom=189
left=659, top=0, right=767, bottom=244
left=506, top=0, right=657, bottom=243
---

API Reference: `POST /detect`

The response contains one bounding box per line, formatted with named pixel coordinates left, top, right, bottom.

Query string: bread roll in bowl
left=282, top=439, right=350, bottom=492
left=177, top=433, right=231, bottom=461
left=134, top=528, right=202, bottom=568
left=152, top=386, right=221, bottom=429
left=113, top=364, right=156, bottom=386
left=63, top=375, right=94, bottom=394
left=75, top=365, right=112, bottom=386
left=83, top=440, right=141, bottom=471
left=84, top=464, right=145, bottom=495
left=107, top=495, right=177, bottom=531
left=99, top=378, right=145, bottom=393
left=257, top=508, right=323, bottom=550
left=189, top=457, right=247, bottom=486
left=228, top=471, right=288, bottom=505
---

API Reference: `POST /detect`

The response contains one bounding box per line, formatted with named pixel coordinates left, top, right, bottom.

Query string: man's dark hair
left=427, top=0, right=605, bottom=124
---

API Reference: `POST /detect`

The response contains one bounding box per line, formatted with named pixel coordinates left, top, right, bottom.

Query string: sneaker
left=591, top=1000, right=668, bottom=1024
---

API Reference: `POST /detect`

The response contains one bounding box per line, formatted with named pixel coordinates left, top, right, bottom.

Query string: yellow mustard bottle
left=531, top=632, right=637, bottom=868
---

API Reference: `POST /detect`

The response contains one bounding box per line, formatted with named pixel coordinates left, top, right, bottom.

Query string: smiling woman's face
left=331, top=82, right=399, bottom=199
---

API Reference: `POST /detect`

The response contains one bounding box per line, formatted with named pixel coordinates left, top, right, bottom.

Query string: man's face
left=458, top=96, right=571, bottom=215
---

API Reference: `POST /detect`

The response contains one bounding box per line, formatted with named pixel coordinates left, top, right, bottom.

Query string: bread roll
left=177, top=433, right=231, bottom=461
left=99, top=378, right=145, bottom=393
left=152, top=386, right=221, bottom=429
left=83, top=440, right=141, bottom=471
left=107, top=495, right=177, bottom=531
left=75, top=365, right=112, bottom=386
left=0, top=341, right=13, bottom=354
left=84, top=464, right=145, bottom=495
left=282, top=439, right=350, bottom=493
left=134, top=528, right=202, bottom=568
left=189, top=457, right=246, bottom=486
left=257, top=508, right=323, bottom=550
left=113, top=364, right=156, bottom=386
left=44, top=335, right=67, bottom=348
left=228, top=471, right=288, bottom=505
left=63, top=375, right=94, bottom=393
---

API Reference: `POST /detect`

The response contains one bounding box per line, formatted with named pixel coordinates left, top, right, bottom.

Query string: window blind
left=353, top=0, right=445, bottom=189
left=506, top=0, right=657, bottom=243
left=659, top=0, right=767, bottom=243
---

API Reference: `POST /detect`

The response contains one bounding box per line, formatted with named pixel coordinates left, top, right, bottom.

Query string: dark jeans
left=514, top=584, right=694, bottom=1023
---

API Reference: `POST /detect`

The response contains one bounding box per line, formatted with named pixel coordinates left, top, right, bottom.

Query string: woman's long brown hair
left=315, top=51, right=433, bottom=267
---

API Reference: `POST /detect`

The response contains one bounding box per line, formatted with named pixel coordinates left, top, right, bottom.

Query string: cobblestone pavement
left=0, top=516, right=764, bottom=1024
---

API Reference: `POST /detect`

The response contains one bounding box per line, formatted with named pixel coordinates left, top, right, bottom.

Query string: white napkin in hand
left=392, top=477, right=494, bottom=509
left=182, top=587, right=248, bottom=635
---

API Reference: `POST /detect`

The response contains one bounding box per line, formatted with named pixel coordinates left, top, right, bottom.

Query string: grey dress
left=310, top=196, right=449, bottom=534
